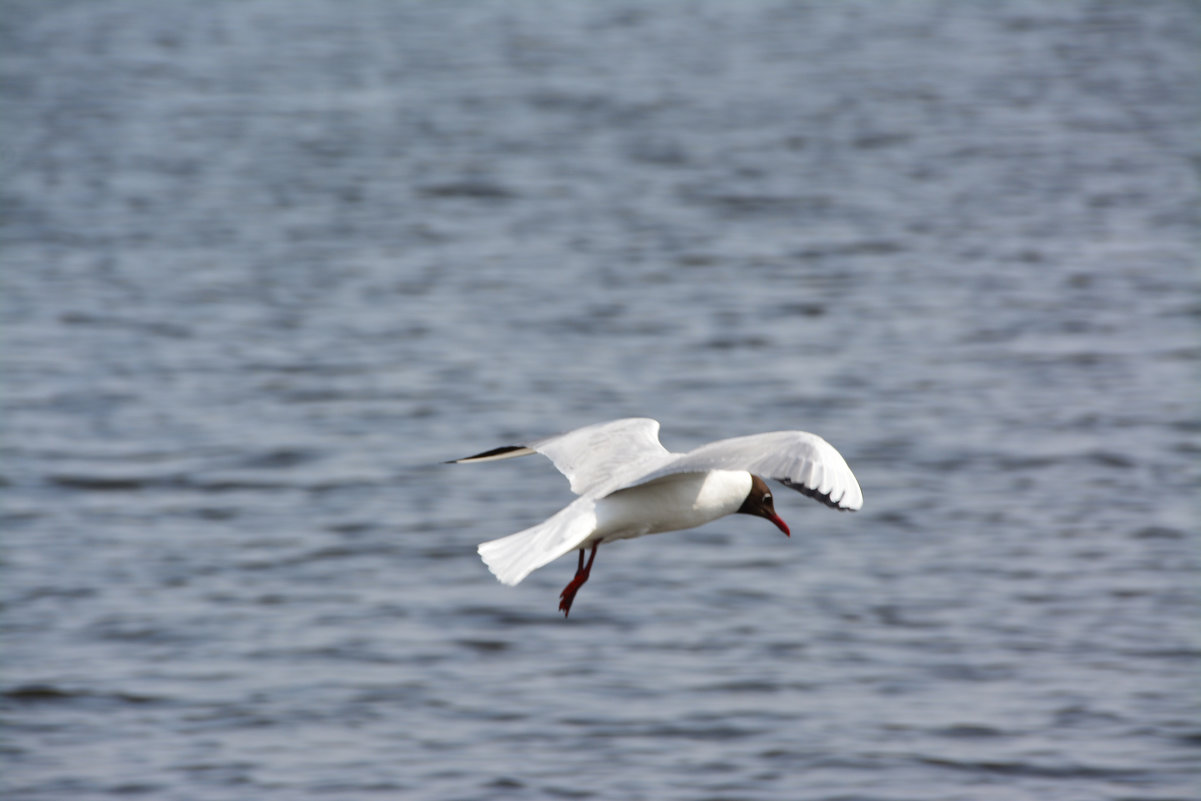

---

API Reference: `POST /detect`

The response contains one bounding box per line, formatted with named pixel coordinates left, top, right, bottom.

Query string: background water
left=2, top=2, right=1200, bottom=800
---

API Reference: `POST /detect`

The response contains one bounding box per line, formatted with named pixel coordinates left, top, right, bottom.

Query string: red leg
left=558, top=542, right=599, bottom=618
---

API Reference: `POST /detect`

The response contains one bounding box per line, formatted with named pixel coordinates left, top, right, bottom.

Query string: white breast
left=589, top=470, right=753, bottom=544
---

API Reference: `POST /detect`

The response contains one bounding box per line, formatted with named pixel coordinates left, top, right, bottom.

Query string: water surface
left=2, top=2, right=1199, bottom=800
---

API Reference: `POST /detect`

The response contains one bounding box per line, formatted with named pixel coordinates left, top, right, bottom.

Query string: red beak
left=769, top=513, right=790, bottom=537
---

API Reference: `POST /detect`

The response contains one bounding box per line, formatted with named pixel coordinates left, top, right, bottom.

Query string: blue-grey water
left=2, top=2, right=1200, bottom=800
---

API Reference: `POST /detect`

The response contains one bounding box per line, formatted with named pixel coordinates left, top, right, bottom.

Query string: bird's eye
left=763, top=494, right=772, bottom=503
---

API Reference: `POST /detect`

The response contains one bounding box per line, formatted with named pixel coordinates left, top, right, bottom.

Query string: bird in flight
left=449, top=418, right=862, bottom=617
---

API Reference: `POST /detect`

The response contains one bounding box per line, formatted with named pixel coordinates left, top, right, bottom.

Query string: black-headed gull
left=449, top=418, right=862, bottom=616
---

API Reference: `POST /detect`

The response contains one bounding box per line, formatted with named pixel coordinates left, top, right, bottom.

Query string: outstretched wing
left=619, top=431, right=863, bottom=511
left=448, top=417, right=673, bottom=497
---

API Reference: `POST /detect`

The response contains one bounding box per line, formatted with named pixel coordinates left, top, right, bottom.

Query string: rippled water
left=3, top=2, right=1200, bottom=799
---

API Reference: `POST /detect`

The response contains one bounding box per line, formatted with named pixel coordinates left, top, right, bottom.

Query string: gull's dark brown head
left=737, top=475, right=790, bottom=536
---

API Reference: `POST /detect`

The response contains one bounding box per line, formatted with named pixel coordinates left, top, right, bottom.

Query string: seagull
left=449, top=417, right=862, bottom=616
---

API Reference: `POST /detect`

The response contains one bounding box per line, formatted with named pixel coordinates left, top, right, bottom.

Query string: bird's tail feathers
left=477, top=498, right=596, bottom=586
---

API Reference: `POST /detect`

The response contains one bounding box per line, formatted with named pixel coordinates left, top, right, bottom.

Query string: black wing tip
left=778, top=478, right=856, bottom=511
left=447, top=444, right=529, bottom=464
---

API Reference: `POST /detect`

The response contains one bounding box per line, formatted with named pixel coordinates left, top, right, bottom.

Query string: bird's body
left=449, top=418, right=862, bottom=616
left=593, top=469, right=753, bottom=544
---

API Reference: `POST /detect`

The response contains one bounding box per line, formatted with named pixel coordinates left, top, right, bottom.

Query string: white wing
left=449, top=417, right=672, bottom=497
left=620, top=431, right=863, bottom=511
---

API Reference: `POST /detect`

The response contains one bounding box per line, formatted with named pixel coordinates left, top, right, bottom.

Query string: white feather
left=477, top=497, right=597, bottom=586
